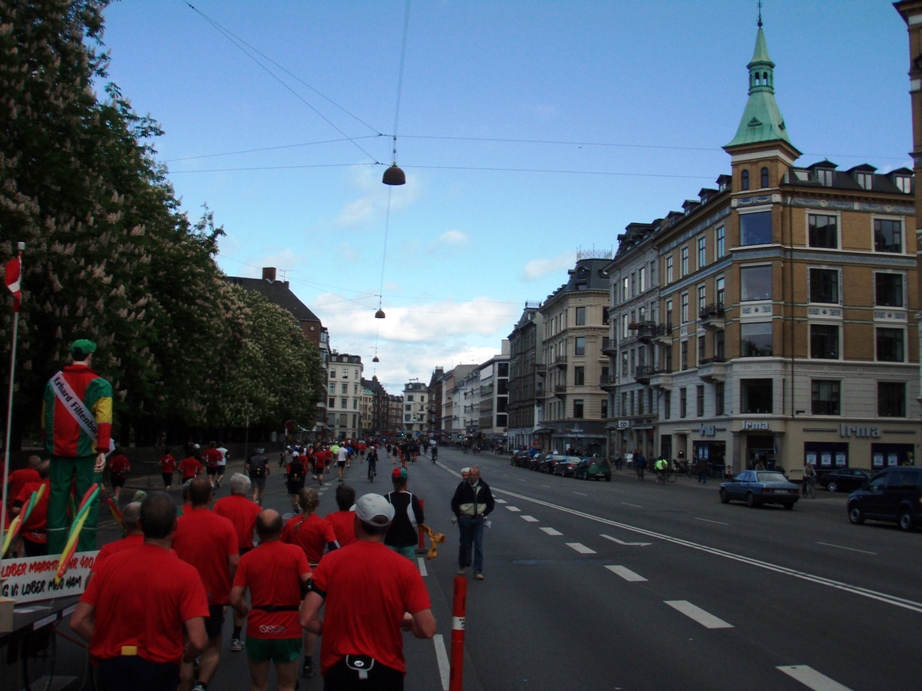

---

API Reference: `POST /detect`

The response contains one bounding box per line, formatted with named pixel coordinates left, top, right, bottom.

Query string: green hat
left=71, top=339, right=97, bottom=357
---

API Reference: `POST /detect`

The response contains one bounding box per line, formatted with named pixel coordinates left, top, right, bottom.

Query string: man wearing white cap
left=300, top=493, right=435, bottom=689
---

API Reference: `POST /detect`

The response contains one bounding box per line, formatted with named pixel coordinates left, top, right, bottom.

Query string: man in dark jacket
left=450, top=466, right=495, bottom=580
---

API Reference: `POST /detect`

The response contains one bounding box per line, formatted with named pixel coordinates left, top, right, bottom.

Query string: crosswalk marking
left=566, top=542, right=596, bottom=554
left=505, top=506, right=521, bottom=512
left=605, top=565, right=647, bottom=582
left=540, top=527, right=563, bottom=536
left=494, top=498, right=508, bottom=504
left=664, top=600, right=733, bottom=629
left=520, top=515, right=539, bottom=522
left=776, top=665, right=853, bottom=691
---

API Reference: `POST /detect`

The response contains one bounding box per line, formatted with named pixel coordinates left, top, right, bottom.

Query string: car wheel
left=783, top=503, right=794, bottom=510
left=719, top=488, right=729, bottom=504
left=848, top=504, right=865, bottom=525
left=827, top=480, right=838, bottom=493
left=746, top=492, right=759, bottom=508
left=899, top=508, right=916, bottom=532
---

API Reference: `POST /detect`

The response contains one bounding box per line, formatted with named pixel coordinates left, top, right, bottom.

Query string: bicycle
left=666, top=468, right=677, bottom=483
left=368, top=462, right=377, bottom=482
left=803, top=476, right=816, bottom=498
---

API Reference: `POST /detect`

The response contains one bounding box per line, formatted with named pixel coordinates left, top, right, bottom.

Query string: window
left=741, top=322, right=773, bottom=357
left=895, top=175, right=912, bottom=194
left=811, top=380, right=840, bottom=415
left=680, top=388, right=687, bottom=418
left=697, top=285, right=706, bottom=315
left=601, top=399, right=608, bottom=419
left=341, top=398, right=348, bottom=408
left=622, top=277, right=629, bottom=301
left=330, top=369, right=336, bottom=378
left=716, top=226, right=725, bottom=258
left=741, top=169, right=750, bottom=191
left=816, top=168, right=833, bottom=186
left=715, top=383, right=725, bottom=415
left=662, top=345, right=672, bottom=372
left=620, top=392, right=627, bottom=416
left=664, top=391, right=672, bottom=419
left=621, top=351, right=628, bottom=376
left=716, top=275, right=725, bottom=307
left=855, top=171, right=872, bottom=190
left=740, top=211, right=772, bottom=245
left=638, top=266, right=646, bottom=293
left=665, top=299, right=673, bottom=327
left=574, top=366, right=585, bottom=386
left=576, top=306, right=586, bottom=325
left=877, top=328, right=905, bottom=362
left=328, top=398, right=335, bottom=409
left=681, top=246, right=689, bottom=276
left=574, top=337, right=586, bottom=356
left=698, top=334, right=706, bottom=364
left=761, top=167, right=769, bottom=189
left=328, top=383, right=336, bottom=394
left=631, top=272, right=637, bottom=297
left=665, top=256, right=674, bottom=284
left=353, top=399, right=358, bottom=409
left=715, top=330, right=725, bottom=360
left=574, top=400, right=584, bottom=419
left=696, top=385, right=705, bottom=417
left=681, top=293, right=689, bottom=323
left=875, top=273, right=904, bottom=307
left=741, top=379, right=773, bottom=414
left=342, top=370, right=349, bottom=379
left=810, top=324, right=840, bottom=359
left=697, top=236, right=706, bottom=268
left=809, top=268, right=839, bottom=304
left=740, top=265, right=772, bottom=301
left=808, top=214, right=838, bottom=249
left=341, top=383, right=348, bottom=394
left=680, top=341, right=688, bottom=371
left=874, top=219, right=902, bottom=253
left=339, top=414, right=347, bottom=427
left=878, top=382, right=906, bottom=417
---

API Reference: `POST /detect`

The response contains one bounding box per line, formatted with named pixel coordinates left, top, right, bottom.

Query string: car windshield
left=567, top=457, right=580, bottom=462
left=757, top=472, right=787, bottom=483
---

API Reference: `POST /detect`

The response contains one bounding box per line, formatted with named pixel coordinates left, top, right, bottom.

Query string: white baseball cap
left=354, top=493, right=395, bottom=527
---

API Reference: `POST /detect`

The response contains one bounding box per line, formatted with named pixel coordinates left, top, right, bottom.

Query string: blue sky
left=100, top=1, right=911, bottom=393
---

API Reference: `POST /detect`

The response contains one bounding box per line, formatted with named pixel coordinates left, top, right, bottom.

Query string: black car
left=511, top=450, right=531, bottom=467
left=818, top=467, right=871, bottom=493
left=847, top=466, right=922, bottom=532
left=552, top=456, right=581, bottom=477
left=539, top=454, right=565, bottom=473
left=528, top=453, right=546, bottom=471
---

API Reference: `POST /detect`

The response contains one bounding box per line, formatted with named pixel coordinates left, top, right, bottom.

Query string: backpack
left=289, top=460, right=304, bottom=483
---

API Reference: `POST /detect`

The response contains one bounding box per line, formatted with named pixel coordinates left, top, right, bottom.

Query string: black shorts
left=110, top=474, right=126, bottom=488
left=205, top=604, right=225, bottom=639
left=96, top=656, right=179, bottom=691
left=287, top=481, right=305, bottom=495
left=206, top=466, right=218, bottom=476
left=161, top=472, right=172, bottom=486
left=217, top=465, right=226, bottom=475
left=325, top=657, right=403, bottom=690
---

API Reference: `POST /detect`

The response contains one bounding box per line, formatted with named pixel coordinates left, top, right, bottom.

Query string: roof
left=227, top=276, right=321, bottom=323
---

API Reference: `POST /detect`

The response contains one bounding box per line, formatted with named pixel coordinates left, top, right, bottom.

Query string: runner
left=179, top=452, right=203, bottom=484
left=203, top=442, right=223, bottom=489
left=159, top=448, right=177, bottom=490
left=246, top=447, right=270, bottom=506
left=285, top=453, right=307, bottom=514
left=336, top=444, right=348, bottom=482
left=314, top=445, right=327, bottom=486
left=107, top=448, right=130, bottom=502
left=324, top=484, right=357, bottom=547
left=215, top=441, right=229, bottom=489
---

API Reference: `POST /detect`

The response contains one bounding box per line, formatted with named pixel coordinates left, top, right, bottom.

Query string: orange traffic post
left=449, top=575, right=467, bottom=691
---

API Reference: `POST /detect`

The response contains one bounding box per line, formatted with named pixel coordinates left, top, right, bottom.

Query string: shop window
left=875, top=273, right=904, bottom=307
left=741, top=322, right=773, bottom=357
left=811, top=380, right=840, bottom=415
left=808, top=214, right=838, bottom=249
left=878, top=382, right=906, bottom=418
left=810, top=324, right=840, bottom=359
left=874, top=219, right=903, bottom=253
left=741, top=379, right=773, bottom=414
left=809, top=268, right=839, bottom=304
left=740, top=265, right=772, bottom=301
left=877, top=328, right=905, bottom=362
left=740, top=211, right=772, bottom=246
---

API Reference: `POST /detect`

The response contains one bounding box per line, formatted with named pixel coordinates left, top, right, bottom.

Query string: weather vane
left=758, top=0, right=763, bottom=29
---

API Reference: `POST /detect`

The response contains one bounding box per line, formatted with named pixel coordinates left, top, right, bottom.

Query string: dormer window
left=895, top=175, right=912, bottom=194
left=855, top=171, right=872, bottom=190
left=816, top=169, right=833, bottom=187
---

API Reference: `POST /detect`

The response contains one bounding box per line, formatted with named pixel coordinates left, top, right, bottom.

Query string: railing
left=555, top=355, right=568, bottom=365
left=699, top=303, right=725, bottom=320
left=554, top=385, right=567, bottom=394
left=635, top=365, right=657, bottom=379
left=698, top=356, right=727, bottom=365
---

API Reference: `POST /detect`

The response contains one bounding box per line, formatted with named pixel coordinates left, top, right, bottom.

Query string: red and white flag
left=5, top=256, right=21, bottom=312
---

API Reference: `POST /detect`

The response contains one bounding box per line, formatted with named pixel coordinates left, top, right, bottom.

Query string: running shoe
left=230, top=638, right=243, bottom=652
left=302, top=660, right=314, bottom=678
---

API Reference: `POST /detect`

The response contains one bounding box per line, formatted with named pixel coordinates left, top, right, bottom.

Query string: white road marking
left=777, top=665, right=853, bottom=691
left=600, top=534, right=651, bottom=547
left=494, top=498, right=508, bottom=504
left=417, top=558, right=428, bottom=577
left=573, top=491, right=587, bottom=496
left=664, top=600, right=733, bottom=629
left=505, top=506, right=521, bottom=512
left=605, top=565, right=647, bottom=582
left=520, top=515, right=539, bottom=522
left=620, top=502, right=643, bottom=508
left=540, top=527, right=563, bottom=536
left=566, top=542, right=596, bottom=554
left=433, top=634, right=451, bottom=691
left=815, top=542, right=877, bottom=556
left=694, top=517, right=729, bottom=526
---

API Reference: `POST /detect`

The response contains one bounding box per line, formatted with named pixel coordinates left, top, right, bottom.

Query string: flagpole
left=1, top=242, right=24, bottom=566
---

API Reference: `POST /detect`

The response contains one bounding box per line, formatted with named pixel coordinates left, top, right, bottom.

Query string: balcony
left=534, top=362, right=548, bottom=375
left=636, top=321, right=658, bottom=343
left=634, top=365, right=657, bottom=384
left=599, top=374, right=618, bottom=391
left=649, top=368, right=674, bottom=391
left=653, top=322, right=673, bottom=344
left=602, top=337, right=618, bottom=357
left=555, top=355, right=568, bottom=369
left=554, top=384, right=567, bottom=398
left=697, top=356, right=727, bottom=383
left=698, top=303, right=725, bottom=330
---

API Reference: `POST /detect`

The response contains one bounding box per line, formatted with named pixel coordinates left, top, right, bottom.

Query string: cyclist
left=654, top=457, right=668, bottom=484
left=803, top=460, right=817, bottom=497
left=367, top=445, right=378, bottom=482
left=431, top=442, right=438, bottom=463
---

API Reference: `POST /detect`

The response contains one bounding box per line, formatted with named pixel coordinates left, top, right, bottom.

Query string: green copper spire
left=725, top=26, right=794, bottom=149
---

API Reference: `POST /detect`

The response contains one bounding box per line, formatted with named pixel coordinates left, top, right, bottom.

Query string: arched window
left=741, top=170, right=750, bottom=191
left=761, top=167, right=769, bottom=188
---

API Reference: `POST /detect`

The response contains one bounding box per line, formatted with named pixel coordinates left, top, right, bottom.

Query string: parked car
left=540, top=454, right=566, bottom=473
left=528, top=453, right=546, bottom=471
left=818, top=467, right=871, bottom=493
left=511, top=450, right=531, bottom=467
left=847, top=466, right=922, bottom=532
left=719, top=470, right=800, bottom=509
left=552, top=456, right=581, bottom=477
left=574, top=458, right=612, bottom=481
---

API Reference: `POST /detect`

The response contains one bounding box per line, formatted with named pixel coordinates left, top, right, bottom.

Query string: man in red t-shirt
left=324, top=484, right=357, bottom=547
left=213, top=473, right=261, bottom=652
left=178, top=455, right=203, bottom=483
left=172, top=479, right=239, bottom=691
left=107, top=450, right=130, bottom=501
left=88, top=502, right=144, bottom=584
left=202, top=442, right=223, bottom=488
left=12, top=461, right=51, bottom=557
left=71, top=492, right=208, bottom=691
left=231, top=509, right=311, bottom=691
left=159, top=448, right=177, bottom=490
left=300, top=493, right=436, bottom=687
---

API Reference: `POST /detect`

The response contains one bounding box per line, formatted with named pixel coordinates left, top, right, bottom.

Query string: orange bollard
left=449, top=575, right=467, bottom=691
left=417, top=499, right=426, bottom=550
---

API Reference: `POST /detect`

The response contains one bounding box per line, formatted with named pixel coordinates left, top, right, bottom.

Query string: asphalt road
left=23, top=446, right=922, bottom=690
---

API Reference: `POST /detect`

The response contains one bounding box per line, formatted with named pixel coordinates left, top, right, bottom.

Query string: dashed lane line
left=520, top=515, right=539, bottom=522
left=494, top=498, right=508, bottom=504
left=620, top=502, right=643, bottom=508
left=605, top=565, right=647, bottom=582
left=777, top=665, right=853, bottom=691
left=664, top=600, right=733, bottom=629
left=566, top=542, right=597, bottom=555
left=505, top=505, right=521, bottom=512
left=433, top=634, right=450, bottom=691
left=540, top=527, right=563, bottom=536
left=694, top=517, right=729, bottom=526
left=573, top=491, right=587, bottom=496
left=417, top=558, right=428, bottom=577
left=815, top=542, right=876, bottom=556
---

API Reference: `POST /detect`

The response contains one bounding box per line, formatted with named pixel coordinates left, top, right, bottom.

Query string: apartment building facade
left=507, top=304, right=544, bottom=450
left=327, top=353, right=364, bottom=440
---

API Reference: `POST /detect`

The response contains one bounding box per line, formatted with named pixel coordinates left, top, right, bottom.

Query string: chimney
left=262, top=267, right=277, bottom=281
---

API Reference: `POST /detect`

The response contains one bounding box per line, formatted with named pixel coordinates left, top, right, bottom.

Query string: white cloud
left=427, top=230, right=468, bottom=254
left=522, top=251, right=574, bottom=281
left=334, top=165, right=423, bottom=228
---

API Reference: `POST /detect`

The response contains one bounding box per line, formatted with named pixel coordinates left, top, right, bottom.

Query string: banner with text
left=0, top=551, right=98, bottom=603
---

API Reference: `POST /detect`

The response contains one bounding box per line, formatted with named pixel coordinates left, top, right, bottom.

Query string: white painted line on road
left=621, top=502, right=643, bottom=508
left=540, top=484, right=551, bottom=488
left=433, top=634, right=450, bottom=691
left=815, top=542, right=876, bottom=556
left=417, top=558, right=428, bottom=577
left=694, top=517, right=729, bottom=526
left=540, top=527, right=563, bottom=536
left=664, top=600, right=733, bottom=629
left=777, top=665, right=853, bottom=691
left=505, top=506, right=521, bottom=512
left=573, top=491, right=587, bottom=496
left=520, top=515, right=539, bottom=522
left=605, top=565, right=647, bottom=582
left=600, top=534, right=651, bottom=547
left=566, top=542, right=596, bottom=554
left=494, top=498, right=507, bottom=504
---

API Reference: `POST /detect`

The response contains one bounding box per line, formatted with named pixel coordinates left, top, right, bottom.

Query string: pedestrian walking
left=696, top=454, right=708, bottom=484
left=385, top=468, right=424, bottom=561
left=299, top=493, right=436, bottom=688
left=246, top=447, right=270, bottom=506
left=108, top=448, right=130, bottom=502
left=230, top=510, right=311, bottom=691
left=159, top=448, right=177, bottom=490
left=450, top=466, right=495, bottom=580
left=42, top=338, right=113, bottom=554
left=634, top=450, right=646, bottom=481
left=324, top=484, right=357, bottom=547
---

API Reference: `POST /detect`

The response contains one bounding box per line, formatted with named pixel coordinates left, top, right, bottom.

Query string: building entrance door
left=747, top=435, right=775, bottom=470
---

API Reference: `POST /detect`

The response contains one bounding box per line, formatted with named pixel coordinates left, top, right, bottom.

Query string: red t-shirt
left=203, top=448, right=222, bottom=468
left=213, top=494, right=261, bottom=550
left=173, top=508, right=238, bottom=605
left=109, top=455, right=130, bottom=474
left=233, top=540, right=310, bottom=640
left=178, top=457, right=203, bottom=480
left=311, top=541, right=431, bottom=676
left=281, top=513, right=337, bottom=564
left=14, top=479, right=51, bottom=543
left=314, top=451, right=327, bottom=470
left=324, top=510, right=356, bottom=547
left=91, top=533, right=145, bottom=573
left=159, top=455, right=176, bottom=474
left=81, top=543, right=209, bottom=665
left=7, top=467, right=40, bottom=508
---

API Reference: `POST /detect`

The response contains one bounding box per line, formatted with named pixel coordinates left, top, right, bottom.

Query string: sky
left=98, top=1, right=912, bottom=393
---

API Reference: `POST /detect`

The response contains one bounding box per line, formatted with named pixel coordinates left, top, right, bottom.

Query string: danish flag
left=5, top=256, right=21, bottom=312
